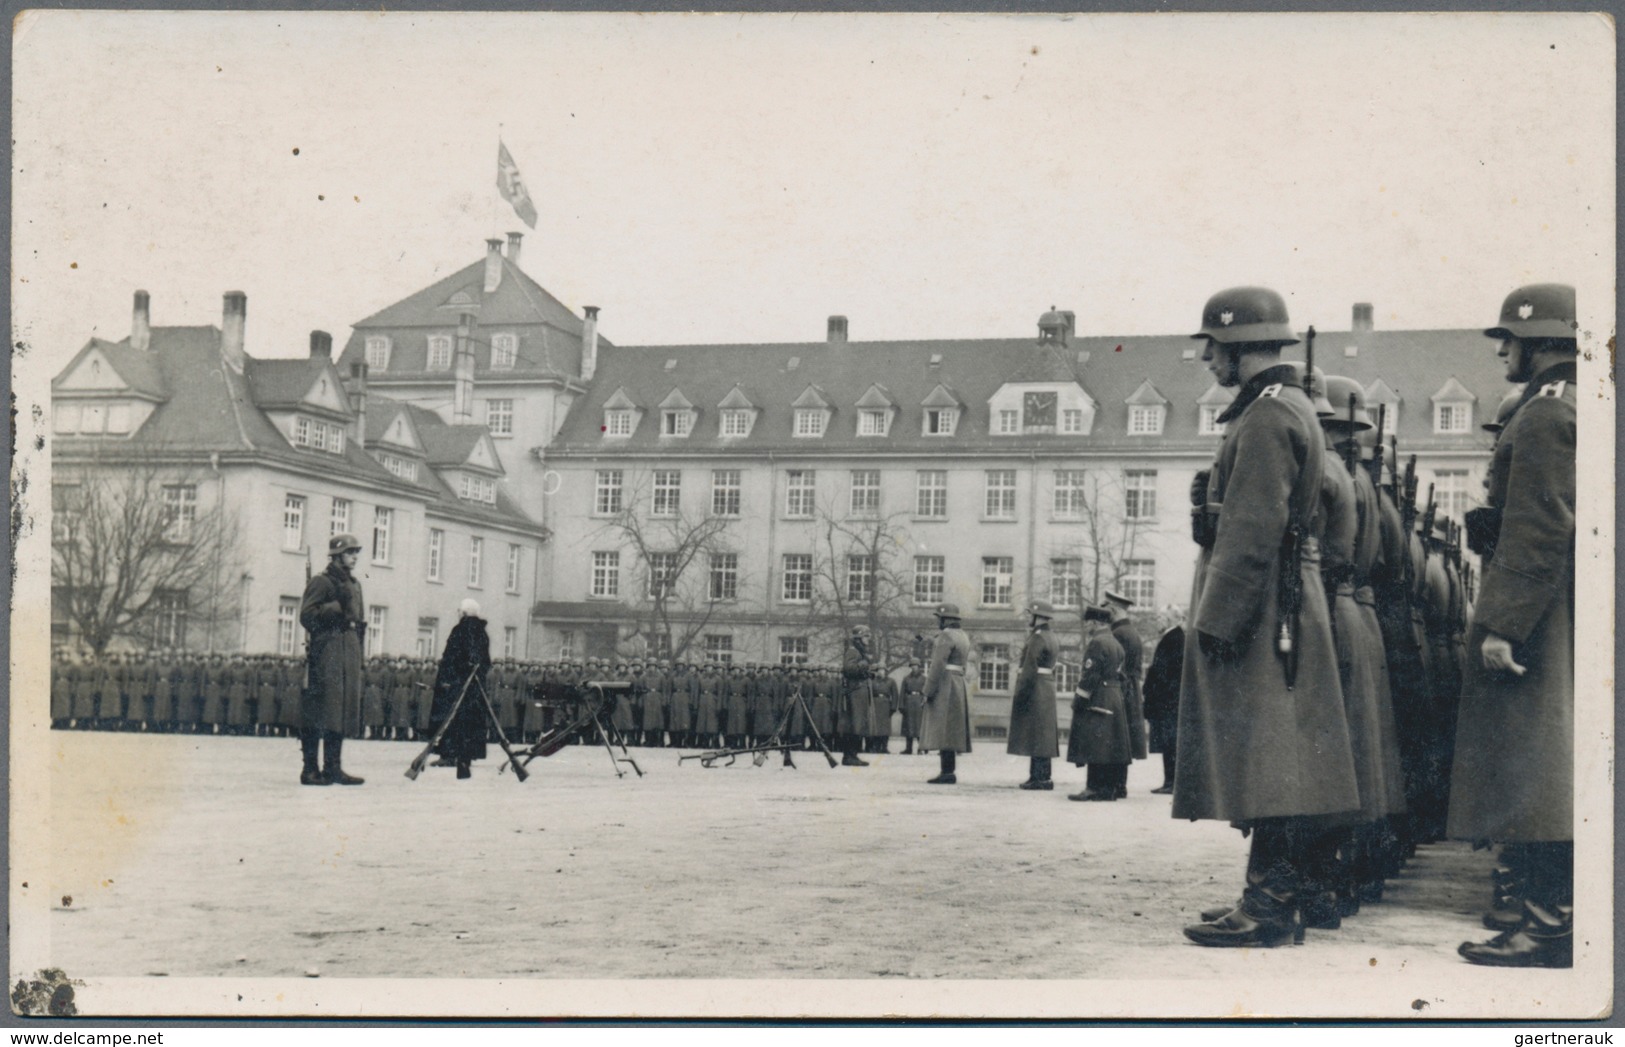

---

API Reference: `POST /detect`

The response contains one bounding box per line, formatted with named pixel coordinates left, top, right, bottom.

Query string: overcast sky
left=11, top=11, right=1615, bottom=366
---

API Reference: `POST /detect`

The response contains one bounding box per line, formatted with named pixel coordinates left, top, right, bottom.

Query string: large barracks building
left=53, top=236, right=1507, bottom=728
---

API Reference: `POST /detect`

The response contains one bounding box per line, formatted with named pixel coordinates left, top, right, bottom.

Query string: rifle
left=1342, top=393, right=1359, bottom=475
left=1369, top=405, right=1387, bottom=489
left=405, top=667, right=479, bottom=780
left=1400, top=455, right=1419, bottom=536
left=1304, top=326, right=1316, bottom=401
left=1421, top=483, right=1437, bottom=547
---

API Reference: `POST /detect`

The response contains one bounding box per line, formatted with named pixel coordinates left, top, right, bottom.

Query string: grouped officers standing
left=298, top=533, right=368, bottom=786
left=1449, top=284, right=1578, bottom=969
left=1175, top=287, right=1361, bottom=948
left=921, top=603, right=972, bottom=784
left=1007, top=600, right=1059, bottom=791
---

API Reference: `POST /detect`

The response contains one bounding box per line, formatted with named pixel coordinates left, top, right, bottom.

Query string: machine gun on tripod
left=679, top=682, right=838, bottom=769
left=503, top=680, right=644, bottom=779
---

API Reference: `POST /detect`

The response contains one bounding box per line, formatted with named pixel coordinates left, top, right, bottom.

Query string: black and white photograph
left=8, top=9, right=1614, bottom=1021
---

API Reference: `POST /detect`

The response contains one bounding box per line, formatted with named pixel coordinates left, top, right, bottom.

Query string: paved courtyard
left=20, top=731, right=1606, bottom=1019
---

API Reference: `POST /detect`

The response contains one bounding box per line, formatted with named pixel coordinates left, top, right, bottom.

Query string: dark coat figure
left=70, top=663, right=98, bottom=722
left=1173, top=365, right=1359, bottom=824
left=1006, top=625, right=1059, bottom=758
left=1371, top=482, right=1430, bottom=817
left=1068, top=627, right=1130, bottom=766
left=611, top=680, right=636, bottom=732
left=665, top=668, right=693, bottom=734
left=723, top=671, right=751, bottom=737
left=225, top=663, right=252, bottom=730
left=51, top=661, right=73, bottom=723
left=1143, top=625, right=1185, bottom=754
left=867, top=674, right=895, bottom=741
left=278, top=660, right=305, bottom=730
left=900, top=667, right=926, bottom=741
left=921, top=628, right=972, bottom=753
left=300, top=561, right=366, bottom=737
left=1111, top=619, right=1149, bottom=760
left=150, top=663, right=176, bottom=724
left=1449, top=363, right=1575, bottom=844
left=696, top=670, right=722, bottom=736
left=810, top=673, right=837, bottom=739
left=1349, top=462, right=1407, bottom=819
left=200, top=661, right=227, bottom=728
left=429, top=613, right=492, bottom=769
left=638, top=671, right=665, bottom=733
left=362, top=662, right=389, bottom=731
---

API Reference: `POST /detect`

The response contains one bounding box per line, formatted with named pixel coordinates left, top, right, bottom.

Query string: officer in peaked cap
left=1067, top=604, right=1129, bottom=801
left=1450, top=284, right=1578, bottom=969
left=921, top=603, right=972, bottom=784
left=1178, top=286, right=1360, bottom=948
left=1102, top=590, right=1148, bottom=794
left=298, top=532, right=367, bottom=786
left=1008, top=600, right=1060, bottom=791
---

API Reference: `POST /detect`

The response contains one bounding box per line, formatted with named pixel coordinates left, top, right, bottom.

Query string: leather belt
left=946, top=664, right=964, bottom=673
left=1036, top=668, right=1053, bottom=675
left=1354, top=585, right=1377, bottom=608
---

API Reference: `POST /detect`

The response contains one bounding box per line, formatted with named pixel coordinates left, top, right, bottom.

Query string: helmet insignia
left=1219, top=310, right=1235, bottom=326
left=1518, top=302, right=1534, bottom=320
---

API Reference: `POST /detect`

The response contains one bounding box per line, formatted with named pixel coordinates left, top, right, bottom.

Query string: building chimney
left=1352, top=302, right=1374, bottom=331
left=827, top=315, right=848, bottom=344
left=453, top=311, right=476, bottom=424
left=506, top=231, right=523, bottom=269
left=483, top=238, right=504, bottom=294
left=221, top=291, right=247, bottom=371
left=131, top=290, right=151, bottom=351
left=308, top=330, right=333, bottom=359
left=347, top=362, right=368, bottom=449
left=581, top=306, right=600, bottom=382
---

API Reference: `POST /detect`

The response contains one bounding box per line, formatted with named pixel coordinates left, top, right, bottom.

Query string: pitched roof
left=549, top=327, right=1511, bottom=456
left=52, top=337, right=168, bottom=398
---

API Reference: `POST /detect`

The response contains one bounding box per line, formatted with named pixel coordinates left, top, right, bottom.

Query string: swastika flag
left=497, top=141, right=538, bottom=229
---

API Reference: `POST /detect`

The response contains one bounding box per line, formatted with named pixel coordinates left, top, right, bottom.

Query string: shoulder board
left=1538, top=380, right=1568, bottom=398
left=1258, top=383, right=1283, bottom=399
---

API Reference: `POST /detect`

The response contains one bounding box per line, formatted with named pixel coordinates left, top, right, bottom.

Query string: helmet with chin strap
left=1191, top=287, right=1300, bottom=348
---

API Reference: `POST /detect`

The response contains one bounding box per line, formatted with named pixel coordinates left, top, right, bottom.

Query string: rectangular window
left=1122, top=559, right=1156, bottom=607
left=981, top=556, right=1014, bottom=607
left=984, top=470, right=1017, bottom=519
left=53, top=403, right=79, bottom=434
left=372, top=506, right=392, bottom=564
left=80, top=403, right=105, bottom=433
left=652, top=470, right=682, bottom=517
left=978, top=644, right=1012, bottom=692
left=709, top=553, right=739, bottom=601
left=916, top=470, right=948, bottom=519
left=704, top=634, right=734, bottom=664
left=364, top=335, right=391, bottom=371
left=794, top=409, right=826, bottom=437
left=850, top=469, right=881, bottom=516
left=161, top=484, right=197, bottom=543
left=503, top=626, right=518, bottom=659
left=647, top=551, right=678, bottom=599
left=427, top=528, right=444, bottom=582
left=914, top=555, right=945, bottom=605
left=997, top=408, right=1020, bottom=435
left=558, top=630, right=577, bottom=661
left=1434, top=469, right=1473, bottom=518
left=1050, top=558, right=1083, bottom=610
left=711, top=470, right=741, bottom=517
left=277, top=597, right=299, bottom=656
left=604, top=409, right=633, bottom=437
left=782, top=553, right=813, bottom=603
left=506, top=544, right=522, bottom=593
left=485, top=399, right=513, bottom=436
left=330, top=498, right=351, bottom=538
left=282, top=494, right=306, bottom=551
left=416, top=617, right=438, bottom=659
left=1199, top=405, right=1228, bottom=436
left=924, top=408, right=958, bottom=436
left=1124, top=469, right=1158, bottom=521
left=490, top=333, right=517, bottom=370
left=1056, top=647, right=1080, bottom=694
left=105, top=403, right=130, bottom=434
left=857, top=408, right=890, bottom=436
left=721, top=410, right=752, bottom=437
left=663, top=410, right=693, bottom=437
left=1053, top=470, right=1087, bottom=519
left=591, top=551, right=620, bottom=598
left=367, top=606, right=386, bottom=658
left=427, top=334, right=453, bottom=371
left=459, top=475, right=496, bottom=505
left=785, top=470, right=816, bottom=518
left=153, top=589, right=188, bottom=648
left=468, top=536, right=484, bottom=588
left=1435, top=402, right=1472, bottom=434
left=779, top=636, right=810, bottom=666
left=292, top=418, right=346, bottom=454
left=1061, top=408, right=1084, bottom=434
left=847, top=554, right=875, bottom=602
left=1129, top=405, right=1166, bottom=435
left=595, top=470, right=624, bottom=515
left=380, top=454, right=419, bottom=482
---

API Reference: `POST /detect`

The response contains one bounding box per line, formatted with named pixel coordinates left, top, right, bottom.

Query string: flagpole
left=493, top=125, right=503, bottom=239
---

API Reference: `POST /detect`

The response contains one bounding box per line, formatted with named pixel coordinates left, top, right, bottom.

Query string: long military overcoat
left=1006, top=625, right=1060, bottom=758
left=1113, top=620, right=1149, bottom=760
left=1067, top=627, right=1130, bottom=765
left=1449, top=362, right=1575, bottom=843
left=1141, top=625, right=1185, bottom=753
left=920, top=627, right=972, bottom=753
left=299, top=560, right=366, bottom=737
left=1172, top=365, right=1360, bottom=823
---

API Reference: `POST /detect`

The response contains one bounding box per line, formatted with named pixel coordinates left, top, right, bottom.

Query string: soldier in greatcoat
left=810, top=668, right=837, bottom=747
left=921, top=604, right=972, bottom=784
left=662, top=661, right=690, bottom=748
left=51, top=653, right=74, bottom=728
left=1450, top=284, right=1577, bottom=968
left=1067, top=604, right=1129, bottom=800
left=865, top=665, right=895, bottom=755
left=695, top=663, right=723, bottom=749
left=899, top=659, right=927, bottom=754
left=635, top=660, right=664, bottom=746
left=1007, top=600, right=1060, bottom=790
left=1175, top=287, right=1360, bottom=948
left=1142, top=620, right=1185, bottom=794
left=839, top=627, right=874, bottom=767
left=1104, top=590, right=1148, bottom=797
left=298, top=532, right=367, bottom=786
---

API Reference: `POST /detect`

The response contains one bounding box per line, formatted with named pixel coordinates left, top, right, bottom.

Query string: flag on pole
left=496, top=140, right=538, bottom=229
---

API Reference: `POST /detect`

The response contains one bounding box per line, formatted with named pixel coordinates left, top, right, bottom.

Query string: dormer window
left=1061, top=409, right=1084, bottom=434
left=1128, top=404, right=1166, bottom=435
left=720, top=409, right=753, bottom=437
left=378, top=452, right=417, bottom=481
left=795, top=409, right=827, bottom=438
left=996, top=409, right=1020, bottom=435
left=364, top=335, right=391, bottom=371
left=604, top=409, right=634, bottom=437
left=663, top=410, right=694, bottom=437
left=1198, top=405, right=1228, bottom=436
left=459, top=475, right=497, bottom=505
left=924, top=407, right=958, bottom=436
left=427, top=334, right=453, bottom=371
left=490, top=333, right=517, bottom=370
left=293, top=415, right=346, bottom=455
left=1435, top=402, right=1472, bottom=434
left=857, top=408, right=891, bottom=437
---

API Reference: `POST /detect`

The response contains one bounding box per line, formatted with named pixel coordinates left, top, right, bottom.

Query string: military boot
left=300, top=730, right=328, bottom=786
left=1460, top=901, right=1573, bottom=968
left=323, top=733, right=364, bottom=786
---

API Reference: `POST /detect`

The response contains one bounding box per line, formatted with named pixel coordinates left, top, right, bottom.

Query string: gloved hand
left=1198, top=630, right=1242, bottom=662
left=1189, top=469, right=1211, bottom=507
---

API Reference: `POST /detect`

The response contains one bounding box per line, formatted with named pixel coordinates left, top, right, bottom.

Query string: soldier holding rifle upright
left=1450, top=284, right=1578, bottom=969
left=298, top=532, right=368, bottom=786
left=1175, top=287, right=1359, bottom=948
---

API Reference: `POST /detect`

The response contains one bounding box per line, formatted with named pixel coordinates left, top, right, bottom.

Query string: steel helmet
left=1484, top=284, right=1577, bottom=342
left=1482, top=388, right=1523, bottom=434
left=1026, top=600, right=1055, bottom=619
left=1191, top=287, right=1300, bottom=348
left=1287, top=362, right=1334, bottom=414
left=934, top=602, right=962, bottom=622
left=1319, top=375, right=1373, bottom=430
left=328, top=532, right=363, bottom=555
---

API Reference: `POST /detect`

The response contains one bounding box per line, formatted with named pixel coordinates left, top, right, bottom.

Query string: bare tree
left=1041, top=467, right=1151, bottom=631
left=51, top=453, right=246, bottom=655
left=591, top=470, right=742, bottom=663
left=798, top=498, right=926, bottom=670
